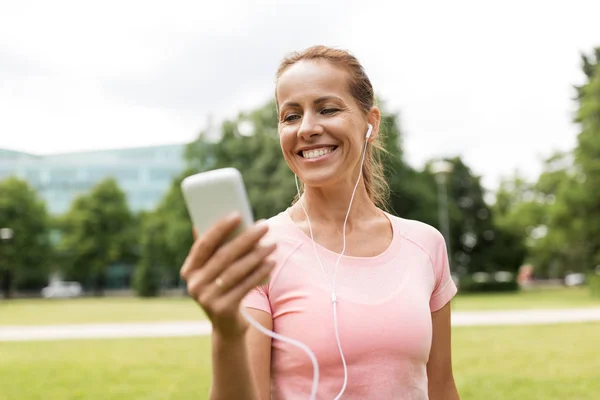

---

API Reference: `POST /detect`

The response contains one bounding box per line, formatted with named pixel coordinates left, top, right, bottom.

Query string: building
left=0, top=144, right=187, bottom=215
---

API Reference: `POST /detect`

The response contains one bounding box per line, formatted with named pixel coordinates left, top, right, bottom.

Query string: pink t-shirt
left=242, top=209, right=457, bottom=399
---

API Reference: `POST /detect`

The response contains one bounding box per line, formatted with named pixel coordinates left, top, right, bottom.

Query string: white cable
left=240, top=307, right=319, bottom=400
left=295, top=137, right=370, bottom=400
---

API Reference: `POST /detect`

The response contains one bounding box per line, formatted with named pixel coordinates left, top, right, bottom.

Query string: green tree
left=427, top=158, right=492, bottom=274
left=379, top=104, right=439, bottom=225
left=522, top=47, right=600, bottom=278
left=58, top=178, right=136, bottom=295
left=0, top=177, right=52, bottom=298
left=493, top=172, right=545, bottom=269
left=573, top=47, right=600, bottom=268
left=422, top=157, right=527, bottom=277
left=133, top=216, right=166, bottom=297
left=528, top=153, right=585, bottom=277
left=142, top=170, right=197, bottom=288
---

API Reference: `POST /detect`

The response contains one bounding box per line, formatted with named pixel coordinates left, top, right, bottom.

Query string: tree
left=573, top=47, right=600, bottom=268
left=141, top=170, right=197, bottom=288
left=0, top=177, right=52, bottom=298
left=379, top=104, right=439, bottom=225
left=417, top=157, right=528, bottom=277
left=133, top=216, right=166, bottom=297
left=58, top=178, right=136, bottom=295
left=492, top=153, right=592, bottom=279
left=493, top=171, right=545, bottom=270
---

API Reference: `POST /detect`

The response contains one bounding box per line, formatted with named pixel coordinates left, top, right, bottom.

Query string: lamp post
left=0, top=227, right=14, bottom=299
left=431, top=160, right=453, bottom=268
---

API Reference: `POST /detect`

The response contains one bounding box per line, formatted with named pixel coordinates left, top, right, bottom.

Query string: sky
left=1, top=0, right=599, bottom=191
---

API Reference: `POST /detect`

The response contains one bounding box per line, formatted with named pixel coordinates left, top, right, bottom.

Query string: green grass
left=0, top=297, right=206, bottom=326
left=0, top=322, right=598, bottom=399
left=0, top=336, right=213, bottom=400
left=1, top=287, right=598, bottom=326
left=452, top=286, right=600, bottom=311
left=453, top=322, right=600, bottom=399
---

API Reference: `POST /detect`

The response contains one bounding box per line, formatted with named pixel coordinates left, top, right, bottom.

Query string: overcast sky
left=1, top=0, right=598, bottom=191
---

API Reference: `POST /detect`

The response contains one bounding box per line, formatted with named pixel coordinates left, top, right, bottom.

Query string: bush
left=133, top=261, right=162, bottom=297
left=589, top=273, right=600, bottom=298
left=458, top=275, right=520, bottom=293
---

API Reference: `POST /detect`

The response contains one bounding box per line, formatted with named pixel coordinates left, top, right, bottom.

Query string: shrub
left=133, top=261, right=162, bottom=297
left=458, top=275, right=520, bottom=293
left=589, top=273, right=600, bottom=298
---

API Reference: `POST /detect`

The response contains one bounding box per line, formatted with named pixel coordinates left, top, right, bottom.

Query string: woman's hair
left=275, top=45, right=390, bottom=209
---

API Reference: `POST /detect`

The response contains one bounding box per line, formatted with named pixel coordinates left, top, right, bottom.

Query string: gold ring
left=215, top=277, right=224, bottom=288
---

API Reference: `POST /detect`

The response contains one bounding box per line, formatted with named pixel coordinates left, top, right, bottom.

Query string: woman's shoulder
left=260, top=209, right=305, bottom=247
left=385, top=212, right=446, bottom=252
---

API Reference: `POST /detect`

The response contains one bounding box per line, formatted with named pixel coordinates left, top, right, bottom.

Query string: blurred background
left=1, top=0, right=599, bottom=399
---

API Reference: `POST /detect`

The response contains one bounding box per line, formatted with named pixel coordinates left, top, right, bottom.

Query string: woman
left=180, top=45, right=460, bottom=400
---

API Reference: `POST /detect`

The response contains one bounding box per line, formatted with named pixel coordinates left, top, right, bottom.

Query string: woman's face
left=276, top=60, right=374, bottom=189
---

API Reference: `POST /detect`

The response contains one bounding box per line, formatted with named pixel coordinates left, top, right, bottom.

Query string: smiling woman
left=179, top=45, right=459, bottom=400
left=276, top=47, right=389, bottom=210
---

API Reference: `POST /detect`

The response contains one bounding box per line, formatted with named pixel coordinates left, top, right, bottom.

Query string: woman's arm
left=209, top=308, right=273, bottom=400
left=427, top=302, right=460, bottom=400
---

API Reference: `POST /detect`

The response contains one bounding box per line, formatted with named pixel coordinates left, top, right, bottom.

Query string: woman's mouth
left=298, top=146, right=338, bottom=160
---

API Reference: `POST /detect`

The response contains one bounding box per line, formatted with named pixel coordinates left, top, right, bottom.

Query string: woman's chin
left=296, top=169, right=339, bottom=188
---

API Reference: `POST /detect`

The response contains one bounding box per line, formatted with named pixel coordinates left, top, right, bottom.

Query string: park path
left=1, top=308, right=600, bottom=342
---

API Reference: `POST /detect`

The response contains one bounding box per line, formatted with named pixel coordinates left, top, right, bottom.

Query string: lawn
left=0, top=322, right=598, bottom=399
left=0, top=296, right=206, bottom=326
left=1, top=286, right=598, bottom=326
left=451, top=285, right=600, bottom=311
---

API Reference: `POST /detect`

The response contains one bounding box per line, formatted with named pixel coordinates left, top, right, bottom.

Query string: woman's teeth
left=302, top=147, right=335, bottom=159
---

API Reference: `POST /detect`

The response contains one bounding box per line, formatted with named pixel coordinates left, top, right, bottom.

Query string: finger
left=180, top=213, right=242, bottom=278
left=192, top=228, right=197, bottom=240
left=225, top=259, right=276, bottom=305
left=212, top=243, right=277, bottom=293
left=185, top=268, right=209, bottom=300
left=197, top=221, right=270, bottom=283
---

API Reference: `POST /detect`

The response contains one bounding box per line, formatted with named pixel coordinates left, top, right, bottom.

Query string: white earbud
left=365, top=123, right=373, bottom=140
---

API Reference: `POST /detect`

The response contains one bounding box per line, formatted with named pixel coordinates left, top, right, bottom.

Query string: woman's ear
left=367, top=106, right=382, bottom=142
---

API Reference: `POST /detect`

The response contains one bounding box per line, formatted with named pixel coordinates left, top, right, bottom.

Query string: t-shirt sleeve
left=429, top=231, right=458, bottom=312
left=242, top=283, right=272, bottom=315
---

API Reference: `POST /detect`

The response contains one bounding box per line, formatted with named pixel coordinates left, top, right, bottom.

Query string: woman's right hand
left=180, top=212, right=277, bottom=339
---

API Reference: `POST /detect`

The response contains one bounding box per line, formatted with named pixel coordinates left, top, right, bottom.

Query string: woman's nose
left=297, top=114, right=323, bottom=139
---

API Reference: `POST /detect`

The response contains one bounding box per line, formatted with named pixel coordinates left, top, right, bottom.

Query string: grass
left=0, top=296, right=206, bottom=326
left=453, top=322, right=600, bottom=399
left=452, top=285, right=600, bottom=311
left=0, top=322, right=598, bottom=399
left=1, top=286, right=598, bottom=326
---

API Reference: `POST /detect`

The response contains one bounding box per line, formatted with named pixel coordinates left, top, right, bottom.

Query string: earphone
left=241, top=122, right=373, bottom=400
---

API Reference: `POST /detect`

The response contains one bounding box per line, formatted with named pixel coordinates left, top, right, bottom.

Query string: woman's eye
left=321, top=108, right=339, bottom=115
left=284, top=114, right=300, bottom=122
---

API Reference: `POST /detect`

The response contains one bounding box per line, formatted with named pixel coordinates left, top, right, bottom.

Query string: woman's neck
left=291, top=179, right=381, bottom=228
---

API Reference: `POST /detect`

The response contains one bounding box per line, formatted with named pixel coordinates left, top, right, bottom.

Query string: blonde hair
left=275, top=45, right=389, bottom=209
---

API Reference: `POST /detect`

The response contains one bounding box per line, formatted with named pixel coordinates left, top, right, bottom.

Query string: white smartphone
left=181, top=168, right=255, bottom=243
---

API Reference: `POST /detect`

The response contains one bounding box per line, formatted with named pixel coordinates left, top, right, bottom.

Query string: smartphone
left=181, top=168, right=255, bottom=243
